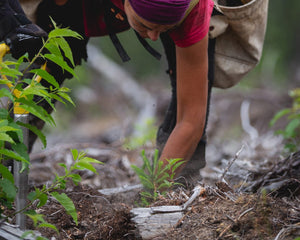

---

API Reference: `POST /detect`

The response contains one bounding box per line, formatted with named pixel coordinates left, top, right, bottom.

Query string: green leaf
left=0, top=132, right=15, bottom=143
left=17, top=121, right=47, bottom=148
left=138, top=176, right=154, bottom=189
left=0, top=149, right=29, bottom=164
left=51, top=192, right=78, bottom=225
left=57, top=92, right=75, bottom=106
left=0, top=178, right=16, bottom=201
left=11, top=142, right=29, bottom=162
left=71, top=149, right=78, bottom=160
left=21, top=231, right=49, bottom=240
left=21, top=230, right=36, bottom=239
left=0, top=109, right=8, bottom=120
left=290, top=88, right=300, bottom=98
left=24, top=210, right=41, bottom=226
left=81, top=157, right=103, bottom=164
left=0, top=125, right=19, bottom=132
left=37, top=222, right=58, bottom=232
left=17, top=98, right=55, bottom=126
left=270, top=108, right=291, bottom=126
left=69, top=173, right=81, bottom=185
left=0, top=163, right=14, bottom=183
left=131, top=165, right=148, bottom=179
left=0, top=79, right=12, bottom=85
left=152, top=149, right=159, bottom=170
left=27, top=189, right=48, bottom=208
left=156, top=176, right=169, bottom=187
left=44, top=39, right=61, bottom=57
left=36, top=193, right=48, bottom=208
left=158, top=181, right=172, bottom=190
left=49, top=93, right=65, bottom=104
left=284, top=118, right=300, bottom=138
left=25, top=211, right=57, bottom=233
left=0, top=88, right=14, bottom=101
left=141, top=150, right=152, bottom=174
left=75, top=161, right=96, bottom=173
left=44, top=54, right=75, bottom=77
left=48, top=28, right=82, bottom=40
left=58, top=163, right=68, bottom=176
left=140, top=191, right=152, bottom=198
left=54, top=37, right=74, bottom=67
left=36, top=236, right=49, bottom=240
left=27, top=191, right=37, bottom=201
left=0, top=67, right=22, bottom=78
left=284, top=143, right=297, bottom=152
left=173, top=159, right=185, bottom=172
left=30, top=68, right=59, bottom=89
left=7, top=121, right=23, bottom=143
left=20, top=86, right=50, bottom=99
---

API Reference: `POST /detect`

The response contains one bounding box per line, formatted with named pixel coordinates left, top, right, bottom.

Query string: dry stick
left=217, top=207, right=254, bottom=240
left=150, top=185, right=205, bottom=214
left=174, top=186, right=206, bottom=228
left=274, top=223, right=300, bottom=240
left=220, top=145, right=244, bottom=182
left=182, top=185, right=205, bottom=210
left=174, top=209, right=191, bottom=228
left=240, top=100, right=258, bottom=141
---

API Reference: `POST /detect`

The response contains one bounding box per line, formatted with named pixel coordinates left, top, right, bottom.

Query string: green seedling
left=132, top=149, right=184, bottom=205
left=271, top=88, right=300, bottom=153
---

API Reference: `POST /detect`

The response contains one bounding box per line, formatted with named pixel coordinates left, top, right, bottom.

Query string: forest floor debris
left=2, top=88, right=300, bottom=239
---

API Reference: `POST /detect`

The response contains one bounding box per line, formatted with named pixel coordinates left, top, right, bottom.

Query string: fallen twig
left=217, top=207, right=254, bottom=240
left=240, top=100, right=258, bottom=140
left=182, top=185, right=205, bottom=210
left=220, top=145, right=244, bottom=182
left=274, top=223, right=300, bottom=240
left=150, top=185, right=206, bottom=214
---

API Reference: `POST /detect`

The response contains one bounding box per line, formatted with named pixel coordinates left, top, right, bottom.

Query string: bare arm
left=159, top=35, right=209, bottom=175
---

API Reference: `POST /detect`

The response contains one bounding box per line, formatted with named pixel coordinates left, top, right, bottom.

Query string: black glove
left=0, top=0, right=47, bottom=60
left=4, top=21, right=48, bottom=60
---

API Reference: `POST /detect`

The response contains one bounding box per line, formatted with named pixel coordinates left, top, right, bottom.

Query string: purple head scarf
left=128, top=0, right=192, bottom=25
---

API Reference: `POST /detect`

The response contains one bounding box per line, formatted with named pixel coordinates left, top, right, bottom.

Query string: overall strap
left=103, top=0, right=130, bottom=62
left=104, top=0, right=162, bottom=62
left=134, top=30, right=161, bottom=60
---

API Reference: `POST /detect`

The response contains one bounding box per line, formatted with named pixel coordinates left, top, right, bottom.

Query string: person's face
left=124, top=0, right=175, bottom=41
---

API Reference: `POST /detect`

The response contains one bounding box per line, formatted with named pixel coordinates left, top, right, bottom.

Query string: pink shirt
left=170, top=0, right=214, bottom=47
left=82, top=0, right=214, bottom=47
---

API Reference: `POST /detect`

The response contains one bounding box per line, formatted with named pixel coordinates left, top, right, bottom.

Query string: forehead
left=130, top=5, right=175, bottom=31
left=125, top=0, right=174, bottom=30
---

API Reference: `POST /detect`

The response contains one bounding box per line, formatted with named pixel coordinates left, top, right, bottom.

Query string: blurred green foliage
left=271, top=88, right=300, bottom=153
left=246, top=0, right=300, bottom=88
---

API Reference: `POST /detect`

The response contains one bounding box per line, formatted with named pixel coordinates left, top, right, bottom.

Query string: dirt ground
left=4, top=86, right=300, bottom=239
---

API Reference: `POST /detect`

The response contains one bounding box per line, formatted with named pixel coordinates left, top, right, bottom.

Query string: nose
left=147, top=30, right=160, bottom=41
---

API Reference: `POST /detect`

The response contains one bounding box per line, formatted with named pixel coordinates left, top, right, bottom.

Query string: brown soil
left=32, top=184, right=137, bottom=240
left=3, top=88, right=300, bottom=239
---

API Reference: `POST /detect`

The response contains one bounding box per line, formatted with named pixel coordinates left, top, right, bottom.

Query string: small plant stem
left=7, top=175, right=67, bottom=219
left=21, top=39, right=49, bottom=75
